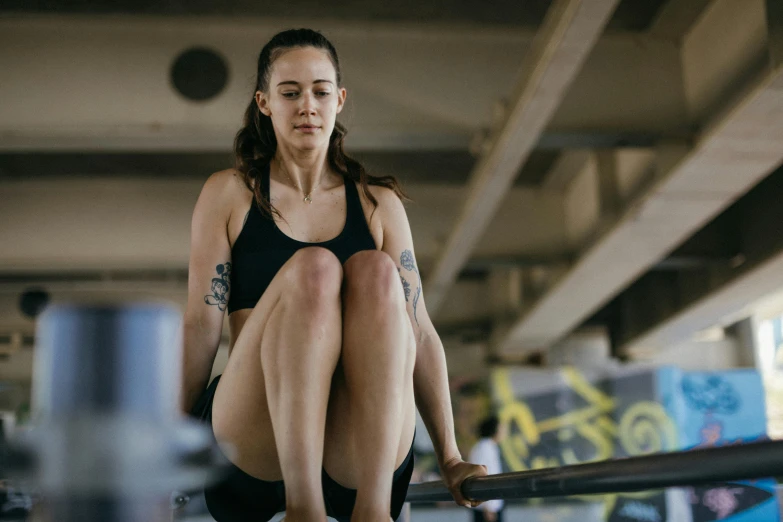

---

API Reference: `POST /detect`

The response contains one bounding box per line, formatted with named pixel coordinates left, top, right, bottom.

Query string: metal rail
left=406, top=439, right=783, bottom=502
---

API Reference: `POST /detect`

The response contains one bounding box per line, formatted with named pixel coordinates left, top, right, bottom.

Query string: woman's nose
left=299, top=93, right=317, bottom=115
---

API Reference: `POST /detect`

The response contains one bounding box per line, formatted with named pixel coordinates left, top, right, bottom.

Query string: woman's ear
left=256, top=91, right=271, bottom=117
left=336, top=87, right=347, bottom=115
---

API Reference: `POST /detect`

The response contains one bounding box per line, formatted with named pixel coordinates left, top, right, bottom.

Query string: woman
left=180, top=28, right=487, bottom=522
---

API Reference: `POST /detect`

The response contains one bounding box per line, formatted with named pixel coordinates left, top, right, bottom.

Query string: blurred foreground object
left=3, top=303, right=229, bottom=522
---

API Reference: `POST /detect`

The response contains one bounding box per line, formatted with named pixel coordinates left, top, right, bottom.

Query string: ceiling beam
left=625, top=249, right=783, bottom=354
left=498, top=4, right=783, bottom=354
left=424, top=0, right=621, bottom=313
left=541, top=149, right=593, bottom=192
left=648, top=0, right=714, bottom=43
left=617, top=163, right=783, bottom=352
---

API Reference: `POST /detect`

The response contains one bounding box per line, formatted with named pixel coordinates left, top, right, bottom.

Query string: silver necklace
left=279, top=164, right=319, bottom=204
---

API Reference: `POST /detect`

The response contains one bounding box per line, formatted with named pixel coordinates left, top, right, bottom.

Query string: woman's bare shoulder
left=196, top=168, right=250, bottom=209
left=365, top=185, right=407, bottom=226
left=356, top=183, right=406, bottom=245
left=204, top=168, right=247, bottom=195
left=362, top=183, right=402, bottom=209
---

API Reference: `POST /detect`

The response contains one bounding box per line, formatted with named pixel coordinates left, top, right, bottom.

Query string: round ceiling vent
left=170, top=47, right=229, bottom=102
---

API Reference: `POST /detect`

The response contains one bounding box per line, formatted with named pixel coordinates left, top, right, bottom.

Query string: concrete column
left=487, top=267, right=524, bottom=319
left=727, top=316, right=763, bottom=369
left=595, top=149, right=621, bottom=220
left=487, top=267, right=524, bottom=357
left=546, top=327, right=613, bottom=370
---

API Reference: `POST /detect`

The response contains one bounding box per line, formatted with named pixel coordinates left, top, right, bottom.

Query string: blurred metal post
left=5, top=303, right=227, bottom=522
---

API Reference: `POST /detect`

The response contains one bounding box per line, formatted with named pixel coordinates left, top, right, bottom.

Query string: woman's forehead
left=271, top=48, right=336, bottom=83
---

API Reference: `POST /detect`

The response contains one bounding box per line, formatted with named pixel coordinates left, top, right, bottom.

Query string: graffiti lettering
left=0, top=481, right=33, bottom=515
left=493, top=368, right=677, bottom=473
left=617, top=501, right=662, bottom=522
left=681, top=376, right=740, bottom=414
left=702, top=487, right=743, bottom=519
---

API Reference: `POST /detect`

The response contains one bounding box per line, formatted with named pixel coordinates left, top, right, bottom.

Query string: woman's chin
left=290, top=134, right=326, bottom=150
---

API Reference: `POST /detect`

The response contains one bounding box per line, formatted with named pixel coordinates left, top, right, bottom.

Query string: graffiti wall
left=659, top=369, right=777, bottom=522
left=486, top=365, right=778, bottom=522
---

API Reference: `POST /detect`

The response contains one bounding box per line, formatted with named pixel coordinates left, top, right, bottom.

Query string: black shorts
left=189, top=375, right=415, bottom=522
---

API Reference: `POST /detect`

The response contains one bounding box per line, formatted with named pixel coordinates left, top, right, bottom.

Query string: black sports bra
left=227, top=163, right=377, bottom=313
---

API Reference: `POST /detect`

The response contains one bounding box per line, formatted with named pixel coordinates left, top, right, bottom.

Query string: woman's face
left=256, top=46, right=346, bottom=152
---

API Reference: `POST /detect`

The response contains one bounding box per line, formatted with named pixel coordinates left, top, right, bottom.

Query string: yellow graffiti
left=575, top=421, right=615, bottom=462
left=492, top=367, right=679, bottom=510
left=494, top=368, right=515, bottom=403
left=537, top=405, right=609, bottom=432
left=563, top=367, right=616, bottom=411
left=531, top=456, right=561, bottom=470
left=619, top=402, right=678, bottom=455
left=594, top=415, right=618, bottom=437
left=495, top=369, right=540, bottom=471
left=498, top=401, right=539, bottom=470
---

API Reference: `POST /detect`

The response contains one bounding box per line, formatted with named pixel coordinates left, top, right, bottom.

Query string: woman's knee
left=284, top=247, right=343, bottom=301
left=343, top=250, right=402, bottom=304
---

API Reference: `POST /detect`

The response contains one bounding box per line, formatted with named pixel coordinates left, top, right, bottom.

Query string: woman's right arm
left=179, top=171, right=234, bottom=416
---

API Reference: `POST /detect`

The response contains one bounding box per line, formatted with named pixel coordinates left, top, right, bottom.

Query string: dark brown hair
left=233, top=28, right=407, bottom=218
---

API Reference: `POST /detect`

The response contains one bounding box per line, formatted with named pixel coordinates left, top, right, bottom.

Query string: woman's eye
left=316, top=91, right=330, bottom=97
left=282, top=92, right=298, bottom=98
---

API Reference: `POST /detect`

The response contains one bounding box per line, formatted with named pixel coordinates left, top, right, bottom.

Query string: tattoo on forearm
left=204, top=262, right=232, bottom=311
left=398, top=268, right=412, bottom=302
left=399, top=249, right=421, bottom=325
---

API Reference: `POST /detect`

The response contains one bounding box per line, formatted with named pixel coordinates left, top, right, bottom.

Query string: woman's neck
left=273, top=145, right=332, bottom=195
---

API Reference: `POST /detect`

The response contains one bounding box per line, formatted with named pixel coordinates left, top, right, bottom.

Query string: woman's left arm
left=377, top=189, right=487, bottom=507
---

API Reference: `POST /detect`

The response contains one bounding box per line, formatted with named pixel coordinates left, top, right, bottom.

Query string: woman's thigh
left=321, top=251, right=418, bottom=488
left=322, top=365, right=417, bottom=487
left=210, top=247, right=342, bottom=481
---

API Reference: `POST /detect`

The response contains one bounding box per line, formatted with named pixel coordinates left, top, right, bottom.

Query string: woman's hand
left=440, top=456, right=489, bottom=508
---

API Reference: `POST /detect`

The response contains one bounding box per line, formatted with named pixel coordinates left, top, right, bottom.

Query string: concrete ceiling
left=423, top=0, right=623, bottom=312
left=494, top=0, right=783, bottom=356
left=2, top=0, right=783, bottom=388
left=0, top=150, right=562, bottom=186
left=2, top=0, right=669, bottom=31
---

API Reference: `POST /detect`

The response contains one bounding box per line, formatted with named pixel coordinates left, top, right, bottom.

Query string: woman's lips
left=296, top=125, right=320, bottom=133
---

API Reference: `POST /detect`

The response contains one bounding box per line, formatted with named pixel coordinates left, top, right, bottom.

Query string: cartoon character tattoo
left=399, top=249, right=421, bottom=325
left=204, top=262, right=231, bottom=311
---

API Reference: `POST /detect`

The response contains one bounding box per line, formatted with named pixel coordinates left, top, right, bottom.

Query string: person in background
left=469, top=416, right=506, bottom=522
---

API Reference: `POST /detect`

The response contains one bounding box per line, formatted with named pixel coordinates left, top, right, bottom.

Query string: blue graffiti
left=618, top=501, right=662, bottom=522
left=681, top=376, right=740, bottom=414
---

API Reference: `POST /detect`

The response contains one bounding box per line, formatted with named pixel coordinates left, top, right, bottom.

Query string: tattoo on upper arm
left=398, top=268, right=412, bottom=301
left=204, top=262, right=232, bottom=311
left=399, top=249, right=421, bottom=325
